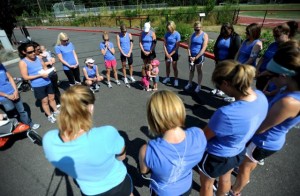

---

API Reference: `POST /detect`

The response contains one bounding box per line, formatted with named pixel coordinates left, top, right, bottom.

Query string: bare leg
left=196, top=63, right=203, bottom=86
left=200, top=172, right=215, bottom=196
left=106, top=69, right=111, bottom=82
left=166, top=61, right=171, bottom=78
left=172, top=61, right=178, bottom=79
left=122, top=61, right=127, bottom=78
left=129, top=64, right=134, bottom=77
left=41, top=97, right=51, bottom=116
left=113, top=66, right=118, bottom=81
left=48, top=94, right=58, bottom=112
left=188, top=70, right=195, bottom=84
left=217, top=169, right=233, bottom=196
left=232, top=157, right=257, bottom=195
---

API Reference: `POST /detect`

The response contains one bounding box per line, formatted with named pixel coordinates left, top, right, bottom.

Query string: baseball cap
left=144, top=22, right=151, bottom=33
left=151, top=59, right=160, bottom=66
left=85, top=58, right=95, bottom=64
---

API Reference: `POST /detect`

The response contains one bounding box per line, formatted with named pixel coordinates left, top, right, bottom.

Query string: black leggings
left=49, top=72, right=61, bottom=104
left=64, top=67, right=81, bottom=85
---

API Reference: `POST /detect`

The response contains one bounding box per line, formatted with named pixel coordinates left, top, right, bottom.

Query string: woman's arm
left=82, top=68, right=91, bottom=80
left=57, top=53, right=71, bottom=68
left=139, top=144, right=150, bottom=174
left=163, top=38, right=170, bottom=57
left=116, top=146, right=126, bottom=161
left=73, top=50, right=79, bottom=66
left=203, top=126, right=216, bottom=141
left=106, top=43, right=115, bottom=55
left=116, top=34, right=125, bottom=56
left=129, top=33, right=133, bottom=56
left=195, top=33, right=208, bottom=60
left=256, top=97, right=300, bottom=134
left=244, top=41, right=262, bottom=65
left=150, top=32, right=157, bottom=53
left=19, top=60, right=47, bottom=81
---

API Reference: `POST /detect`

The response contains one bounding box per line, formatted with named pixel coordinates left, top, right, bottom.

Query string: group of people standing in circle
left=1, top=19, right=299, bottom=196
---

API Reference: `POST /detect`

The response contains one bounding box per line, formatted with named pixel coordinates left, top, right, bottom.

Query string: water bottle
left=13, top=77, right=22, bottom=81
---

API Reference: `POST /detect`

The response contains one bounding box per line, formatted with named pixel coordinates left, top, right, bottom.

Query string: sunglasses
left=87, top=62, right=93, bottom=64
left=26, top=50, right=35, bottom=54
left=61, top=39, right=69, bottom=42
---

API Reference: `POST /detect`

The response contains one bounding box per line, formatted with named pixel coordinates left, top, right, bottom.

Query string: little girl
left=141, top=63, right=152, bottom=91
left=82, top=58, right=104, bottom=92
left=150, top=59, right=160, bottom=91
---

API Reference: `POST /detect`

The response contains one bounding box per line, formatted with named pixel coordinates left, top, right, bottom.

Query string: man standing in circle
left=117, top=24, right=135, bottom=86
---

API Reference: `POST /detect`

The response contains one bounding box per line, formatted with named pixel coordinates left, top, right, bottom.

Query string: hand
left=263, top=90, right=271, bottom=96
left=105, top=42, right=110, bottom=48
left=41, top=72, right=49, bottom=78
left=189, top=56, right=195, bottom=62
left=6, top=94, right=16, bottom=100
left=13, top=91, right=19, bottom=100
left=167, top=54, right=171, bottom=59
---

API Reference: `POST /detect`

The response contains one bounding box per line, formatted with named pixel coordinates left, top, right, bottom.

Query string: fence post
left=232, top=9, right=236, bottom=25
left=261, top=10, right=268, bottom=28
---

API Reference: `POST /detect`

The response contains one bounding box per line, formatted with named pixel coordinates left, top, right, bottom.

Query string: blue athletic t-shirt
left=43, top=125, right=127, bottom=195
left=207, top=90, right=268, bottom=157
left=141, top=31, right=154, bottom=52
left=217, top=37, right=231, bottom=61
left=55, top=42, right=77, bottom=71
left=164, top=31, right=181, bottom=54
left=237, top=39, right=260, bottom=66
left=83, top=65, right=97, bottom=79
left=259, top=42, right=278, bottom=72
left=100, top=42, right=115, bottom=61
left=0, top=64, right=15, bottom=101
left=22, top=57, right=51, bottom=88
left=252, top=89, right=300, bottom=151
left=119, top=32, right=131, bottom=55
left=145, top=127, right=207, bottom=196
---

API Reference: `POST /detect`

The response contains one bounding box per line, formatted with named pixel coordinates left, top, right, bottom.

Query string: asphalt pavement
left=0, top=26, right=299, bottom=196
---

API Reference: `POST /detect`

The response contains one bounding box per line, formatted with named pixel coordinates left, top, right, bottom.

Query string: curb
left=3, top=57, right=20, bottom=66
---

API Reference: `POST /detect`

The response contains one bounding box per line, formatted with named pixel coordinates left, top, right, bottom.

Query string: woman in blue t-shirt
left=55, top=32, right=81, bottom=86
left=231, top=40, right=300, bottom=196
left=235, top=23, right=262, bottom=67
left=139, top=90, right=207, bottom=196
left=198, top=60, right=268, bottom=196
left=185, top=21, right=208, bottom=93
left=19, top=43, right=59, bottom=124
left=162, top=21, right=181, bottom=87
left=212, top=23, right=241, bottom=97
left=116, top=24, right=136, bottom=84
left=43, top=85, right=133, bottom=196
left=139, top=22, right=157, bottom=67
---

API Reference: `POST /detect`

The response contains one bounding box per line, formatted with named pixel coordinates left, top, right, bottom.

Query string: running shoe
left=95, top=84, right=100, bottom=90
left=224, top=97, right=235, bottom=102
left=162, top=77, right=170, bottom=84
left=130, top=76, right=136, bottom=82
left=108, top=82, right=112, bottom=88
left=184, top=83, right=192, bottom=90
left=174, top=79, right=179, bottom=87
left=116, top=80, right=121, bottom=85
left=257, top=159, right=265, bottom=166
left=31, top=123, right=40, bottom=130
left=124, top=77, right=129, bottom=84
left=48, top=114, right=56, bottom=123
left=216, top=90, right=225, bottom=96
left=211, top=89, right=218, bottom=94
left=195, top=85, right=201, bottom=93
left=56, top=104, right=61, bottom=109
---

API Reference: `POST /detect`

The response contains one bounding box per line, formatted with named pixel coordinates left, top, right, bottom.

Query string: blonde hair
left=147, top=90, right=186, bottom=135
left=103, top=31, right=109, bottom=41
left=166, top=21, right=176, bottom=32
left=58, top=85, right=95, bottom=139
left=194, top=21, right=202, bottom=28
left=56, top=32, right=69, bottom=45
left=212, top=60, right=256, bottom=96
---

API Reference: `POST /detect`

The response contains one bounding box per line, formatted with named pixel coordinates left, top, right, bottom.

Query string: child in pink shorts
left=100, top=32, right=120, bottom=88
left=141, top=64, right=152, bottom=91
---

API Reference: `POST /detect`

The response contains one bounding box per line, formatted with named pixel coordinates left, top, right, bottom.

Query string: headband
left=266, top=59, right=296, bottom=77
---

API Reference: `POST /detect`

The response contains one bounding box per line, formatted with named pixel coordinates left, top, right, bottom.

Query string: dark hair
left=273, top=24, right=290, bottom=38
left=246, top=23, right=261, bottom=40
left=17, top=43, right=34, bottom=58
left=212, top=60, right=256, bottom=96
left=30, top=41, right=40, bottom=49
left=286, top=21, right=298, bottom=39
left=220, top=22, right=234, bottom=36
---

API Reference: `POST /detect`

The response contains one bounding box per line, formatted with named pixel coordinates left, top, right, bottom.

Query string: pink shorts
left=141, top=76, right=150, bottom=87
left=105, top=59, right=117, bottom=69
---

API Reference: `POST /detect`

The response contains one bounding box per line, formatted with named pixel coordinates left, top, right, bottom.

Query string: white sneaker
left=211, top=89, right=218, bottom=94
left=31, top=123, right=40, bottom=130
left=95, top=84, right=100, bottom=90
left=216, top=90, right=225, bottom=96
left=224, top=97, right=235, bottom=102
left=130, top=76, right=136, bottom=82
left=162, top=77, right=170, bottom=84
left=56, top=104, right=61, bottom=109
left=174, top=79, right=179, bottom=87
left=53, top=110, right=60, bottom=117
left=184, top=83, right=192, bottom=90
left=124, top=78, right=129, bottom=84
left=48, top=114, right=56, bottom=123
left=116, top=80, right=121, bottom=85
left=257, top=159, right=265, bottom=166
left=195, top=85, right=201, bottom=93
left=108, top=82, right=112, bottom=88
left=90, top=87, right=96, bottom=94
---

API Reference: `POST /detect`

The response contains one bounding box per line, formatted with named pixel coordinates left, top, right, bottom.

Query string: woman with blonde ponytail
left=198, top=60, right=269, bottom=196
left=43, top=85, right=133, bottom=196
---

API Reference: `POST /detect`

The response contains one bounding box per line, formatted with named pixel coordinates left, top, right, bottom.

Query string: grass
left=239, top=10, right=300, bottom=19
